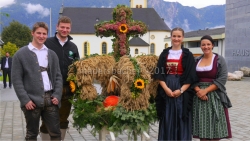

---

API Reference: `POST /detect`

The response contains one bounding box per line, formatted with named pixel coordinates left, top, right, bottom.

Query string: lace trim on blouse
left=196, top=54, right=215, bottom=71
left=168, top=49, right=183, bottom=59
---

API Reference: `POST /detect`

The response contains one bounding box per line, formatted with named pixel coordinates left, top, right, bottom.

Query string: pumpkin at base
left=103, top=95, right=119, bottom=107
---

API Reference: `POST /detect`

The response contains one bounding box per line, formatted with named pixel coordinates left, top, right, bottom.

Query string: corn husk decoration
left=107, top=75, right=120, bottom=93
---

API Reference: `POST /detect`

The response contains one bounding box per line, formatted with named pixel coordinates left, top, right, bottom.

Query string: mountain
left=0, top=0, right=225, bottom=34
left=149, top=1, right=225, bottom=31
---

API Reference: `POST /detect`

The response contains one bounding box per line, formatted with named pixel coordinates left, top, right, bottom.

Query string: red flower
left=103, top=96, right=119, bottom=107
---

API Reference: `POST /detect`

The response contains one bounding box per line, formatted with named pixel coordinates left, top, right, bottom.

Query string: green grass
left=0, top=75, right=9, bottom=82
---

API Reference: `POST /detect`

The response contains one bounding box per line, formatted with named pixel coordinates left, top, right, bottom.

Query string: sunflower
left=134, top=78, right=145, bottom=89
left=119, top=24, right=128, bottom=33
left=69, top=81, right=76, bottom=93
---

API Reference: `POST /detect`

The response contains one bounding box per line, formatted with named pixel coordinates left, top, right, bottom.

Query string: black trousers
left=40, top=85, right=73, bottom=133
left=2, top=68, right=11, bottom=88
left=22, top=92, right=61, bottom=141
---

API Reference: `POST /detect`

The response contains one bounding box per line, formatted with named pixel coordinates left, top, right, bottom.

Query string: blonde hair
left=171, top=27, right=184, bottom=36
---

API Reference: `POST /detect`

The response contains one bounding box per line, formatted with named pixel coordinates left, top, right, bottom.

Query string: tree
left=1, top=20, right=32, bottom=48
left=0, top=42, right=19, bottom=58
left=0, top=9, right=9, bottom=17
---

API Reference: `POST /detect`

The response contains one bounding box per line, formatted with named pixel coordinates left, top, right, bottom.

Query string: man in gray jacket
left=12, top=22, right=62, bottom=140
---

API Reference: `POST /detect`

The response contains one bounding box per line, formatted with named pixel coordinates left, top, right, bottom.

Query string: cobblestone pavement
left=0, top=77, right=250, bottom=141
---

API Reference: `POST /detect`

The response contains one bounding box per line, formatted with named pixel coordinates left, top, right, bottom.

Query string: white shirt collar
left=56, top=35, right=68, bottom=46
left=28, top=43, right=48, bottom=51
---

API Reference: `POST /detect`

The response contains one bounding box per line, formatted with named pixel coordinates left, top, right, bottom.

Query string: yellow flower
left=119, top=24, right=128, bottom=33
left=134, top=79, right=145, bottom=89
left=69, top=81, right=76, bottom=93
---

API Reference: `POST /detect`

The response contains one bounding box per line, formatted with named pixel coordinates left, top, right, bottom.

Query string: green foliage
left=1, top=20, right=32, bottom=48
left=110, top=103, right=157, bottom=140
left=71, top=95, right=157, bottom=139
left=70, top=95, right=116, bottom=136
left=0, top=42, right=19, bottom=57
left=0, top=10, right=9, bottom=17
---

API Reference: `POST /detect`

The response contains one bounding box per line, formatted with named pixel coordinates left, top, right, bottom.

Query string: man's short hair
left=32, top=22, right=49, bottom=34
left=57, top=16, right=72, bottom=25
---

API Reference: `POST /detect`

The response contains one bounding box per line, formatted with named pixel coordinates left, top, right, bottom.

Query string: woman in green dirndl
left=192, top=35, right=232, bottom=140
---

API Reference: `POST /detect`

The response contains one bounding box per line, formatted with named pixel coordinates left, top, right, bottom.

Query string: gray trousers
left=22, top=92, right=61, bottom=141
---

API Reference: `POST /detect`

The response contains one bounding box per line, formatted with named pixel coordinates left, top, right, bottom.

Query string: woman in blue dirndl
left=154, top=27, right=198, bottom=141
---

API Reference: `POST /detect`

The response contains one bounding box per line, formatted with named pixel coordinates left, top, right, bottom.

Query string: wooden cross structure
left=95, top=5, right=148, bottom=61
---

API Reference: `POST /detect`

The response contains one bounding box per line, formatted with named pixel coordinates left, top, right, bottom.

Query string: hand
left=196, top=88, right=208, bottom=98
left=199, top=95, right=208, bottom=101
left=173, top=89, right=182, bottom=98
left=164, top=88, right=174, bottom=97
left=25, top=101, right=36, bottom=110
left=51, top=96, right=59, bottom=105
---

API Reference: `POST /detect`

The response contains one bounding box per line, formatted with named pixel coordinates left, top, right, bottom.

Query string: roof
left=129, top=37, right=149, bottom=46
left=61, top=7, right=171, bottom=34
left=185, top=27, right=225, bottom=38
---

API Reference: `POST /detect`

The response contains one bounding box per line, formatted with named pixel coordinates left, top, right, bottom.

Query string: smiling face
left=171, top=30, right=184, bottom=48
left=31, top=27, right=48, bottom=49
left=56, top=22, right=71, bottom=39
left=200, top=39, right=214, bottom=55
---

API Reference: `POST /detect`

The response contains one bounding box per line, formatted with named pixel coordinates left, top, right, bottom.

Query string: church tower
left=130, top=0, right=147, bottom=8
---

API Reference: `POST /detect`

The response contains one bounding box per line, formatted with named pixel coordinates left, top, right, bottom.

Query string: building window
left=135, top=48, right=138, bottom=54
left=150, top=43, right=155, bottom=54
left=165, top=43, right=168, bottom=48
left=136, top=5, right=138, bottom=8
left=102, top=42, right=107, bottom=54
left=140, top=5, right=142, bottom=8
left=214, top=40, right=218, bottom=46
left=84, top=42, right=88, bottom=56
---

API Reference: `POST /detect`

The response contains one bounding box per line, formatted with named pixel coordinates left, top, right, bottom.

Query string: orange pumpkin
left=103, top=96, right=119, bottom=107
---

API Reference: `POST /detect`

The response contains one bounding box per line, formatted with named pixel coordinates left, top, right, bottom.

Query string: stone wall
left=225, top=0, right=250, bottom=72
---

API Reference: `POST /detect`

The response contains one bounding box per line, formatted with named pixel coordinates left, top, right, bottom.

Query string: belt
left=44, top=90, right=53, bottom=94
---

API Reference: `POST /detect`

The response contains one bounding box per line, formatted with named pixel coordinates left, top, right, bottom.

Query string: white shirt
left=5, top=57, right=9, bottom=68
left=56, top=35, right=68, bottom=47
left=196, top=54, right=215, bottom=71
left=168, top=49, right=183, bottom=59
left=28, top=43, right=52, bottom=91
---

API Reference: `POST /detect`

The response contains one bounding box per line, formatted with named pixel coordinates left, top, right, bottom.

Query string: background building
left=225, top=0, right=250, bottom=72
left=165, top=28, right=225, bottom=57
left=60, top=0, right=171, bottom=58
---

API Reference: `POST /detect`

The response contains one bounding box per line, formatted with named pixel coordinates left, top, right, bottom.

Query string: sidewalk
left=1, top=78, right=250, bottom=140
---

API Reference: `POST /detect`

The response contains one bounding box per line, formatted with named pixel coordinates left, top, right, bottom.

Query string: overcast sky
left=0, top=0, right=226, bottom=8
left=164, top=0, right=226, bottom=8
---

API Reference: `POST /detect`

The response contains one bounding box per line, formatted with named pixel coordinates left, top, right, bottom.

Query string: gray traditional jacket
left=12, top=46, right=62, bottom=108
left=194, top=53, right=232, bottom=108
